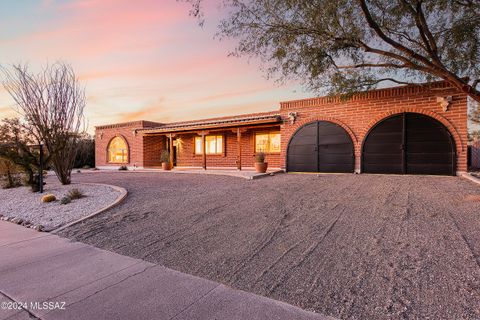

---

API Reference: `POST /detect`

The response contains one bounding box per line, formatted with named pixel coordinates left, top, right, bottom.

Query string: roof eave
left=140, top=117, right=282, bottom=135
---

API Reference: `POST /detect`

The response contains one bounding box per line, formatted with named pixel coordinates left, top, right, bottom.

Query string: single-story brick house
left=95, top=81, right=468, bottom=175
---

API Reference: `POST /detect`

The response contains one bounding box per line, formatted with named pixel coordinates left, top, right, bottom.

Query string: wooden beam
left=202, top=132, right=207, bottom=170
left=169, top=133, right=174, bottom=167
left=237, top=128, right=242, bottom=171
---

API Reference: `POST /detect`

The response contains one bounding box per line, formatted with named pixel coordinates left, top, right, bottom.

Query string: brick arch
left=360, top=108, right=464, bottom=152
left=287, top=116, right=358, bottom=145
left=106, top=134, right=130, bottom=163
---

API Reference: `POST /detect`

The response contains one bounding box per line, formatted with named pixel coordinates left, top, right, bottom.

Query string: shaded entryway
left=287, top=121, right=354, bottom=172
left=362, top=113, right=456, bottom=175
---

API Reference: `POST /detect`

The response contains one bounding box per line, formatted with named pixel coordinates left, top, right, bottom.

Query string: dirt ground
left=59, top=172, right=480, bottom=320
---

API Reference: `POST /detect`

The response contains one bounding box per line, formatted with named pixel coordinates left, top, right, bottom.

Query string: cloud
left=118, top=97, right=167, bottom=122
left=0, top=1, right=306, bottom=133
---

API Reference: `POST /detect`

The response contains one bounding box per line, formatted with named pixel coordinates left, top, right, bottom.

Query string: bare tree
left=2, top=63, right=86, bottom=185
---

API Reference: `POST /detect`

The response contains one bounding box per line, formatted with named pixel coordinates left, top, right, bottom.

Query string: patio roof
left=138, top=112, right=282, bottom=134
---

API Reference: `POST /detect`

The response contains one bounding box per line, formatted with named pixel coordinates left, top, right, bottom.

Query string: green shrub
left=160, top=150, right=170, bottom=164
left=118, top=165, right=128, bottom=171
left=60, top=196, right=71, bottom=205
left=255, top=152, right=266, bottom=163
left=68, top=188, right=85, bottom=200
left=41, top=194, right=56, bottom=202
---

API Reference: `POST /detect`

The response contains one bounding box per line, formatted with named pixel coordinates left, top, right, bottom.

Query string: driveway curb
left=50, top=183, right=127, bottom=234
left=460, top=172, right=480, bottom=186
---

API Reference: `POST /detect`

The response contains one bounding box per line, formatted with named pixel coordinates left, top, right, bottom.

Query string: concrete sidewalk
left=0, top=222, right=333, bottom=320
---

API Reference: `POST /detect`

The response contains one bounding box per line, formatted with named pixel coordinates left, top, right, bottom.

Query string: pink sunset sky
left=0, top=0, right=310, bottom=133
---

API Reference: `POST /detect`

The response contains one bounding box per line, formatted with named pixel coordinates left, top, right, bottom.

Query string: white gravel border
left=50, top=183, right=127, bottom=234
left=0, top=182, right=126, bottom=232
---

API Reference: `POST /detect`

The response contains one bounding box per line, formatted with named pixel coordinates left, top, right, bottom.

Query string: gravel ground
left=0, top=178, right=121, bottom=230
left=59, top=172, right=480, bottom=320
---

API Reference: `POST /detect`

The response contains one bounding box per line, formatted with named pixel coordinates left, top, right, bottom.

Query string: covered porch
left=139, top=113, right=283, bottom=171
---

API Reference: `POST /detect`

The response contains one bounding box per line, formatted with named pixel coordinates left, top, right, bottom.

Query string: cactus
left=41, top=194, right=56, bottom=202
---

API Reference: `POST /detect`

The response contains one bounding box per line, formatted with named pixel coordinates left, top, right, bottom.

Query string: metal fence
left=471, top=140, right=480, bottom=170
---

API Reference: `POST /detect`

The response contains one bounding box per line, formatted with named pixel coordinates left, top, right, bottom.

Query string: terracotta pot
left=254, top=162, right=268, bottom=173
left=162, top=162, right=171, bottom=170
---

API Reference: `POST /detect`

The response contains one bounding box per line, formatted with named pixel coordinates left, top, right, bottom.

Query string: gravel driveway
left=60, top=172, right=480, bottom=320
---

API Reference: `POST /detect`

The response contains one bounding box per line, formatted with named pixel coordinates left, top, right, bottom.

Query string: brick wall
left=143, top=135, right=166, bottom=167
left=95, top=121, right=160, bottom=169
left=280, top=82, right=468, bottom=173
left=167, top=128, right=282, bottom=169
left=95, top=82, right=468, bottom=173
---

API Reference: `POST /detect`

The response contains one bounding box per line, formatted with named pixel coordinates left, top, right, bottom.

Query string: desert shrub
left=255, top=152, right=265, bottom=163
left=0, top=158, right=22, bottom=189
left=118, top=165, right=128, bottom=171
left=41, top=194, right=56, bottom=202
left=74, top=136, right=95, bottom=168
left=60, top=196, right=71, bottom=205
left=67, top=188, right=85, bottom=200
left=160, top=150, right=170, bottom=164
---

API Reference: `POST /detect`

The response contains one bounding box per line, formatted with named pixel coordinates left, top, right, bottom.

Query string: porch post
left=237, top=128, right=242, bottom=170
left=202, top=131, right=207, bottom=170
left=169, top=133, right=174, bottom=167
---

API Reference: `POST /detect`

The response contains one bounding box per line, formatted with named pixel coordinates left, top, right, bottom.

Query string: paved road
left=60, top=172, right=480, bottom=320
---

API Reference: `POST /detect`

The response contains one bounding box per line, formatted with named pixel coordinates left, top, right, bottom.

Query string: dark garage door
left=287, top=121, right=354, bottom=172
left=362, top=113, right=455, bottom=175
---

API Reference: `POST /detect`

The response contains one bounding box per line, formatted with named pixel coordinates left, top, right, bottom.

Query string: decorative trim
left=280, top=81, right=455, bottom=110
left=287, top=116, right=358, bottom=144
left=360, top=108, right=464, bottom=152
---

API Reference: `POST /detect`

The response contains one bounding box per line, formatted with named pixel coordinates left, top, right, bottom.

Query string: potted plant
left=254, top=152, right=268, bottom=173
left=160, top=150, right=171, bottom=170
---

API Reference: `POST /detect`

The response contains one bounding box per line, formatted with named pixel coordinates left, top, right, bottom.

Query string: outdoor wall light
left=288, top=112, right=298, bottom=124
left=437, top=96, right=452, bottom=112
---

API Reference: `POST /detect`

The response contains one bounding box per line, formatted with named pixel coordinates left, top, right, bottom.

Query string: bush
left=60, top=196, right=71, bottom=205
left=118, top=165, right=128, bottom=171
left=41, top=194, right=56, bottom=202
left=67, top=188, right=85, bottom=200
left=160, top=150, right=170, bottom=164
left=0, top=159, right=22, bottom=189
left=74, top=137, right=95, bottom=169
left=255, top=152, right=266, bottom=163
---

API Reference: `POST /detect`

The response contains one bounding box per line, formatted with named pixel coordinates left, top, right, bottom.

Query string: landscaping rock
left=32, top=225, right=44, bottom=232
left=12, top=217, right=24, bottom=224
left=0, top=182, right=121, bottom=230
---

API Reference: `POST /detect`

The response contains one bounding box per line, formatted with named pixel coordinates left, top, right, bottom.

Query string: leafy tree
left=2, top=63, right=86, bottom=185
left=185, top=0, right=480, bottom=101
left=0, top=118, right=49, bottom=190
left=74, top=134, right=95, bottom=168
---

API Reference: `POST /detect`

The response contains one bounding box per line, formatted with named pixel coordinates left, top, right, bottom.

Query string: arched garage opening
left=287, top=121, right=354, bottom=173
left=362, top=113, right=456, bottom=175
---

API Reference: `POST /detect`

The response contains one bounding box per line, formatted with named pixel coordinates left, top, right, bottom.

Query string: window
left=195, top=135, right=223, bottom=155
left=108, top=136, right=128, bottom=163
left=255, top=132, right=281, bottom=153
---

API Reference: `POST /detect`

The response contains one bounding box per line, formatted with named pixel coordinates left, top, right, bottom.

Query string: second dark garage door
left=362, top=113, right=456, bottom=175
left=287, top=121, right=354, bottom=172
